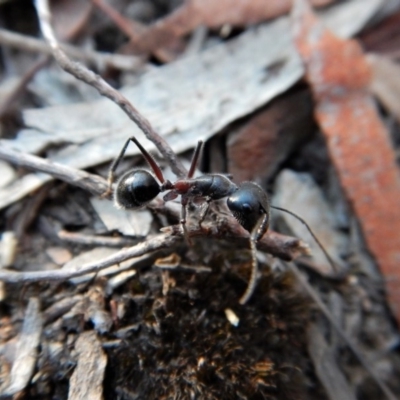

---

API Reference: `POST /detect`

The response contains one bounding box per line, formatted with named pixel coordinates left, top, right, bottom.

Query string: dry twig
left=0, top=28, right=142, bottom=71
left=35, top=0, right=186, bottom=178
left=0, top=232, right=179, bottom=283
left=0, top=145, right=109, bottom=198
left=91, top=0, right=144, bottom=42
left=58, top=230, right=136, bottom=247
left=0, top=228, right=306, bottom=283
left=0, top=55, right=49, bottom=118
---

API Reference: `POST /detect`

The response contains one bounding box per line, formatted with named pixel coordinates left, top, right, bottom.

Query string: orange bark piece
left=292, top=0, right=400, bottom=323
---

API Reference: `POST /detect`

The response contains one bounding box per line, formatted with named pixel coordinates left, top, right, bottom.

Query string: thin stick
left=0, top=55, right=49, bottom=117
left=0, top=233, right=180, bottom=283
left=34, top=0, right=187, bottom=179
left=287, top=261, right=397, bottom=400
left=0, top=224, right=309, bottom=284
left=0, top=145, right=109, bottom=198
left=0, top=28, right=142, bottom=71
left=58, top=230, right=136, bottom=247
left=91, top=0, right=144, bottom=42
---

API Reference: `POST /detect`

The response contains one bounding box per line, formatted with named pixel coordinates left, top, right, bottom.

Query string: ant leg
left=254, top=210, right=269, bottom=242
left=239, top=238, right=258, bottom=305
left=129, top=137, right=166, bottom=183
left=105, top=137, right=166, bottom=197
left=239, top=213, right=268, bottom=305
left=198, top=197, right=211, bottom=228
left=104, top=137, right=132, bottom=197
left=187, top=140, right=204, bottom=179
left=180, top=196, right=192, bottom=245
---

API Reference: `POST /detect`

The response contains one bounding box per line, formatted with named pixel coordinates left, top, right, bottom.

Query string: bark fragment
left=292, top=0, right=400, bottom=323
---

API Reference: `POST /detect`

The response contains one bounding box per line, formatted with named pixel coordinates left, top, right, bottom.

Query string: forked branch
left=34, top=0, right=186, bottom=179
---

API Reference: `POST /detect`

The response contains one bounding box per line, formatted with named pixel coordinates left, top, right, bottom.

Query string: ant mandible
left=106, top=137, right=336, bottom=304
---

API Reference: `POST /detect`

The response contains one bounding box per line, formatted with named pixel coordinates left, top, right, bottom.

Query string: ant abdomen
left=227, top=182, right=270, bottom=237
left=114, top=169, right=161, bottom=209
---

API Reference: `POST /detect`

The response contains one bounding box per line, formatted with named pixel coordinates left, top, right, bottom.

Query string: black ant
left=106, top=137, right=337, bottom=304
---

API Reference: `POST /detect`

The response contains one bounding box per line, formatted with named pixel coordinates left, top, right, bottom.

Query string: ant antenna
left=106, top=136, right=166, bottom=191
left=239, top=238, right=258, bottom=305
left=271, top=205, right=339, bottom=274
left=238, top=211, right=269, bottom=305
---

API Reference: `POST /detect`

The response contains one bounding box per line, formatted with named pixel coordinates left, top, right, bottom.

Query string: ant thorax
left=173, top=174, right=238, bottom=200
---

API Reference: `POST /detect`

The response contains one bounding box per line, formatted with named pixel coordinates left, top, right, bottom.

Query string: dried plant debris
left=0, top=161, right=16, bottom=190
left=360, top=9, right=400, bottom=56
left=104, top=266, right=319, bottom=400
left=125, top=0, right=335, bottom=54
left=308, top=323, right=358, bottom=400
left=0, top=0, right=399, bottom=398
left=0, top=0, right=385, bottom=210
left=227, top=88, right=315, bottom=183
left=0, top=257, right=327, bottom=399
left=1, top=297, right=43, bottom=396
left=61, top=247, right=154, bottom=285
left=68, top=331, right=107, bottom=400
left=292, top=0, right=400, bottom=324
left=90, top=197, right=153, bottom=237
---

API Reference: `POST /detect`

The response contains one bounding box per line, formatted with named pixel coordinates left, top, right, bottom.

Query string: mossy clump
left=104, top=256, right=319, bottom=400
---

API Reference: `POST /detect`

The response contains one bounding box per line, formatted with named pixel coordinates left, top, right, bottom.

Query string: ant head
left=114, top=169, right=161, bottom=209
left=227, top=182, right=270, bottom=234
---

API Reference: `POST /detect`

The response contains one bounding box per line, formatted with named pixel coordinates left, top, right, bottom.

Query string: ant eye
left=242, top=203, right=252, bottom=213
left=115, top=169, right=160, bottom=209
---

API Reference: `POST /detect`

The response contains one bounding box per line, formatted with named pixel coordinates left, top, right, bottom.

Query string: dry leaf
left=292, top=0, right=400, bottom=324
left=132, top=0, right=334, bottom=53
left=68, top=331, right=107, bottom=400
left=2, top=298, right=43, bottom=396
